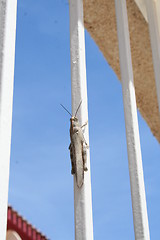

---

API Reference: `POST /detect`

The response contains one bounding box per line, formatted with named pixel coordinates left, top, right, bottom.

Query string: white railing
left=68, top=0, right=160, bottom=239
left=69, top=0, right=94, bottom=239
left=0, top=0, right=17, bottom=239
left=0, top=0, right=159, bottom=239
left=115, top=1, right=150, bottom=239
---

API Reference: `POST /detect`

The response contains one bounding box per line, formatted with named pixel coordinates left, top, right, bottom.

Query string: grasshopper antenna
left=75, top=100, right=82, bottom=117
left=60, top=104, right=72, bottom=117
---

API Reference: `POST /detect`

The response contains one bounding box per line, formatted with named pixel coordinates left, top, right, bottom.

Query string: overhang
left=84, top=0, right=160, bottom=142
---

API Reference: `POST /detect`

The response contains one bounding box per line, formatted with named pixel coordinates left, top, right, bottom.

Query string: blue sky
left=9, top=1, right=160, bottom=239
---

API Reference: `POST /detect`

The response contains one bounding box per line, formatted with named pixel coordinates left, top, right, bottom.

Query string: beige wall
left=6, top=231, right=22, bottom=240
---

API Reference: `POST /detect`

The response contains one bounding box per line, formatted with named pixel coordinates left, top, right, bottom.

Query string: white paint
left=134, top=0, right=148, bottom=22
left=145, top=0, right=160, bottom=112
left=69, top=0, right=94, bottom=239
left=115, top=1, right=150, bottom=239
left=6, top=231, right=22, bottom=240
left=0, top=0, right=17, bottom=239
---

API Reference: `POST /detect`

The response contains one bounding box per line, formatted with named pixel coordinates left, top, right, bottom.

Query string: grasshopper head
left=70, top=116, right=78, bottom=127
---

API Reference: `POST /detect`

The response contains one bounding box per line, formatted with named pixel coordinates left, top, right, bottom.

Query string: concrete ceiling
left=84, top=0, right=160, bottom=142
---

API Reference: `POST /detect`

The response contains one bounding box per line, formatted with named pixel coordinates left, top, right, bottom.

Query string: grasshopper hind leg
left=82, top=144, right=88, bottom=172
left=69, top=144, right=75, bottom=175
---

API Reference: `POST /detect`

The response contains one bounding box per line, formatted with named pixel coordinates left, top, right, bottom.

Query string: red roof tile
left=7, top=206, right=48, bottom=240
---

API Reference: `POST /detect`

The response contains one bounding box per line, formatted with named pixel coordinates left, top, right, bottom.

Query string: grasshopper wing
left=72, top=133, right=84, bottom=188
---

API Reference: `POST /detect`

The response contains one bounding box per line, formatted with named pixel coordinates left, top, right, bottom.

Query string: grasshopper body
left=69, top=116, right=88, bottom=188
left=61, top=102, right=88, bottom=188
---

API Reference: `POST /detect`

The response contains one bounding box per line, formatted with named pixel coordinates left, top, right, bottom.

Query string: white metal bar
left=114, top=1, right=150, bottom=239
left=0, top=0, right=17, bottom=239
left=69, top=0, right=94, bottom=239
left=145, top=0, right=160, bottom=112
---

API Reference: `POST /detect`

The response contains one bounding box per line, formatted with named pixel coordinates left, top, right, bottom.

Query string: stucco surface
left=84, top=0, right=160, bottom=142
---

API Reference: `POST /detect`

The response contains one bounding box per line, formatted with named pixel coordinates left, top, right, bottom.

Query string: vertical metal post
left=0, top=0, right=17, bottom=239
left=115, top=1, right=150, bottom=239
left=69, top=0, right=94, bottom=239
left=145, top=0, right=160, bottom=112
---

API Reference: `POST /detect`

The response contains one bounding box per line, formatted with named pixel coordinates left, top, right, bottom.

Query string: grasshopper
left=61, top=101, right=88, bottom=188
